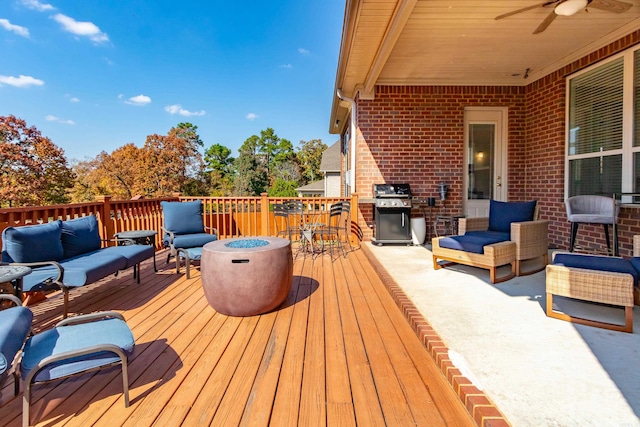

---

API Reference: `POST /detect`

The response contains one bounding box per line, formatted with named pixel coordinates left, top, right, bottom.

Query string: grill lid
left=373, top=183, right=412, bottom=198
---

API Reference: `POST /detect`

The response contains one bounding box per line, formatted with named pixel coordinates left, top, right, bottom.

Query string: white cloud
left=0, top=19, right=30, bottom=37
left=20, top=0, right=54, bottom=11
left=246, top=113, right=258, bottom=121
left=69, top=97, right=79, bottom=103
left=52, top=13, right=109, bottom=44
left=165, top=104, right=205, bottom=117
left=45, top=115, right=75, bottom=125
left=280, top=64, right=293, bottom=69
left=125, top=94, right=151, bottom=106
left=0, top=74, right=44, bottom=88
left=298, top=48, right=310, bottom=55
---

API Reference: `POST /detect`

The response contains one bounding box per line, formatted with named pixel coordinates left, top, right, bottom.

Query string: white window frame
left=565, top=45, right=640, bottom=199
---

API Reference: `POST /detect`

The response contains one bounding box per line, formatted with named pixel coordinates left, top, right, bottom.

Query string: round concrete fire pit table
left=201, top=237, right=293, bottom=316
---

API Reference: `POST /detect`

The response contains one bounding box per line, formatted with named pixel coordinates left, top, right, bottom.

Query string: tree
left=204, top=143, right=235, bottom=196
left=256, top=128, right=295, bottom=184
left=139, top=124, right=205, bottom=196
left=233, top=135, right=267, bottom=196
left=297, top=139, right=328, bottom=185
left=0, top=115, right=75, bottom=207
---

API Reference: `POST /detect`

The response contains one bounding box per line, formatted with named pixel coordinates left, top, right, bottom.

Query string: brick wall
left=354, top=31, right=640, bottom=254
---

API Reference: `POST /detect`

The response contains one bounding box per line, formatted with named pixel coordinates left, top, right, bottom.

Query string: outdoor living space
left=367, top=242, right=640, bottom=427
left=0, top=247, right=482, bottom=427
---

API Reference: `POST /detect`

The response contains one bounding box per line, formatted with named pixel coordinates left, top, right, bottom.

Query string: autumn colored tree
left=70, top=144, right=144, bottom=201
left=0, top=115, right=75, bottom=207
left=138, top=123, right=205, bottom=196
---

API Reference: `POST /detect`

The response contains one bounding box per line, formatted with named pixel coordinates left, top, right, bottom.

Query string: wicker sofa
left=545, top=235, right=640, bottom=333
left=432, top=200, right=549, bottom=283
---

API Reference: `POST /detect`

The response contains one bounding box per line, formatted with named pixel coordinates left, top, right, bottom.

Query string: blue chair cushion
left=21, top=317, right=135, bottom=382
left=630, top=257, right=640, bottom=277
left=180, top=247, right=203, bottom=261
left=101, top=245, right=155, bottom=269
left=1, top=221, right=64, bottom=263
left=61, top=216, right=102, bottom=259
left=554, top=253, right=638, bottom=286
left=22, top=251, right=128, bottom=291
left=161, top=201, right=205, bottom=235
left=464, top=230, right=511, bottom=242
left=488, top=200, right=537, bottom=234
left=438, top=234, right=510, bottom=254
left=166, top=233, right=217, bottom=250
left=0, top=306, right=33, bottom=376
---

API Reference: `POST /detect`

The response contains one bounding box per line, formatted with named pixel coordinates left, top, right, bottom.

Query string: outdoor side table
left=114, top=230, right=158, bottom=272
left=433, top=215, right=464, bottom=237
left=0, top=265, right=32, bottom=301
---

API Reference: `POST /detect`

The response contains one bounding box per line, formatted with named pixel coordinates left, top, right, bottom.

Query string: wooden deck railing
left=0, top=193, right=359, bottom=252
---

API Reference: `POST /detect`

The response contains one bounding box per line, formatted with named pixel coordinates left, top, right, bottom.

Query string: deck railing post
left=260, top=192, right=270, bottom=236
left=95, top=195, right=114, bottom=245
left=350, top=193, right=359, bottom=244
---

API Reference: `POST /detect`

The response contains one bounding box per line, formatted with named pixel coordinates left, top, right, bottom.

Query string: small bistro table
left=0, top=265, right=32, bottom=301
left=114, top=230, right=158, bottom=272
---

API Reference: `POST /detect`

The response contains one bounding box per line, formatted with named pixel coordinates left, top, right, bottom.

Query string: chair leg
left=570, top=222, right=579, bottom=252
left=603, top=224, right=611, bottom=255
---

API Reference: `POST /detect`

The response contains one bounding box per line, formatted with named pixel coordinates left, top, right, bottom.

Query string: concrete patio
left=364, top=242, right=640, bottom=427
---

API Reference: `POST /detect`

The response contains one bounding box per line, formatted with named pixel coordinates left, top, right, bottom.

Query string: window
left=566, top=47, right=640, bottom=197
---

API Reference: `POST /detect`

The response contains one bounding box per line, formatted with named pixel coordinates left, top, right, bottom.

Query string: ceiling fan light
left=554, top=0, right=588, bottom=16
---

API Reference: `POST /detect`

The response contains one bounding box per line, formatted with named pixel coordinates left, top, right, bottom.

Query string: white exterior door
left=464, top=107, right=508, bottom=218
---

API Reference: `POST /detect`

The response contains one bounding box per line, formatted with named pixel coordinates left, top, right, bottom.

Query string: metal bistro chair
left=317, top=201, right=353, bottom=258
left=565, top=195, right=620, bottom=256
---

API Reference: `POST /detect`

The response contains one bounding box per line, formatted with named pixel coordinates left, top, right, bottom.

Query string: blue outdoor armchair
left=0, top=295, right=134, bottom=427
left=161, top=201, right=218, bottom=278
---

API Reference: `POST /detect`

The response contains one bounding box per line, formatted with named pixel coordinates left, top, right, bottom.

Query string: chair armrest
left=458, top=217, right=489, bottom=234
left=205, top=226, right=218, bottom=236
left=634, top=235, right=640, bottom=257
left=0, top=294, right=23, bottom=307
left=56, top=311, right=125, bottom=327
left=511, top=220, right=548, bottom=258
left=7, top=261, right=64, bottom=283
left=161, top=227, right=176, bottom=245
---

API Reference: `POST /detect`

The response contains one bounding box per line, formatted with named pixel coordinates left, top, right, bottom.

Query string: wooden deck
left=0, top=247, right=474, bottom=427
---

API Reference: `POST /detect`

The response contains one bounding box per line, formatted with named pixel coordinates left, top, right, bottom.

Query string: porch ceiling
left=330, top=0, right=640, bottom=130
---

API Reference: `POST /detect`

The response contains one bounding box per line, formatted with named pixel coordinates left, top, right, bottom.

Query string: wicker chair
left=458, top=207, right=549, bottom=277
left=432, top=201, right=548, bottom=283
left=545, top=235, right=640, bottom=333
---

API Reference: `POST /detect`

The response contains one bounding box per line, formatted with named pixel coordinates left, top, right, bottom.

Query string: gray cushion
left=565, top=195, right=619, bottom=224
left=1, top=221, right=64, bottom=263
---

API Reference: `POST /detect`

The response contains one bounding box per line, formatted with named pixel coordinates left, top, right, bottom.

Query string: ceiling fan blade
left=588, top=0, right=633, bottom=13
left=533, top=10, right=558, bottom=34
left=495, top=2, right=556, bottom=20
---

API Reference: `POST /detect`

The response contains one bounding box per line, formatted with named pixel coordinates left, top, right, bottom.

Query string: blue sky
left=1, top=0, right=344, bottom=161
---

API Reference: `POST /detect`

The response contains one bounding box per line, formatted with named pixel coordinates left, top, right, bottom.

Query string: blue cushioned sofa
left=1, top=215, right=155, bottom=317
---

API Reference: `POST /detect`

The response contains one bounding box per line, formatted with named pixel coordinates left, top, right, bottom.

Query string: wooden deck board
left=0, top=248, right=474, bottom=427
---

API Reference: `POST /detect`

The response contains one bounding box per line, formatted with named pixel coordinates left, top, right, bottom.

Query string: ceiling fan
left=495, top=0, right=633, bottom=34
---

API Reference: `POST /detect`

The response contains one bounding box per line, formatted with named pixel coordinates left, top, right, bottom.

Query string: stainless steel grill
left=372, top=184, right=413, bottom=245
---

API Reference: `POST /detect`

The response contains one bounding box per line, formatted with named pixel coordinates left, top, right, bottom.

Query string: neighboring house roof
left=320, top=141, right=341, bottom=173
left=296, top=180, right=325, bottom=193
left=329, top=0, right=640, bottom=132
